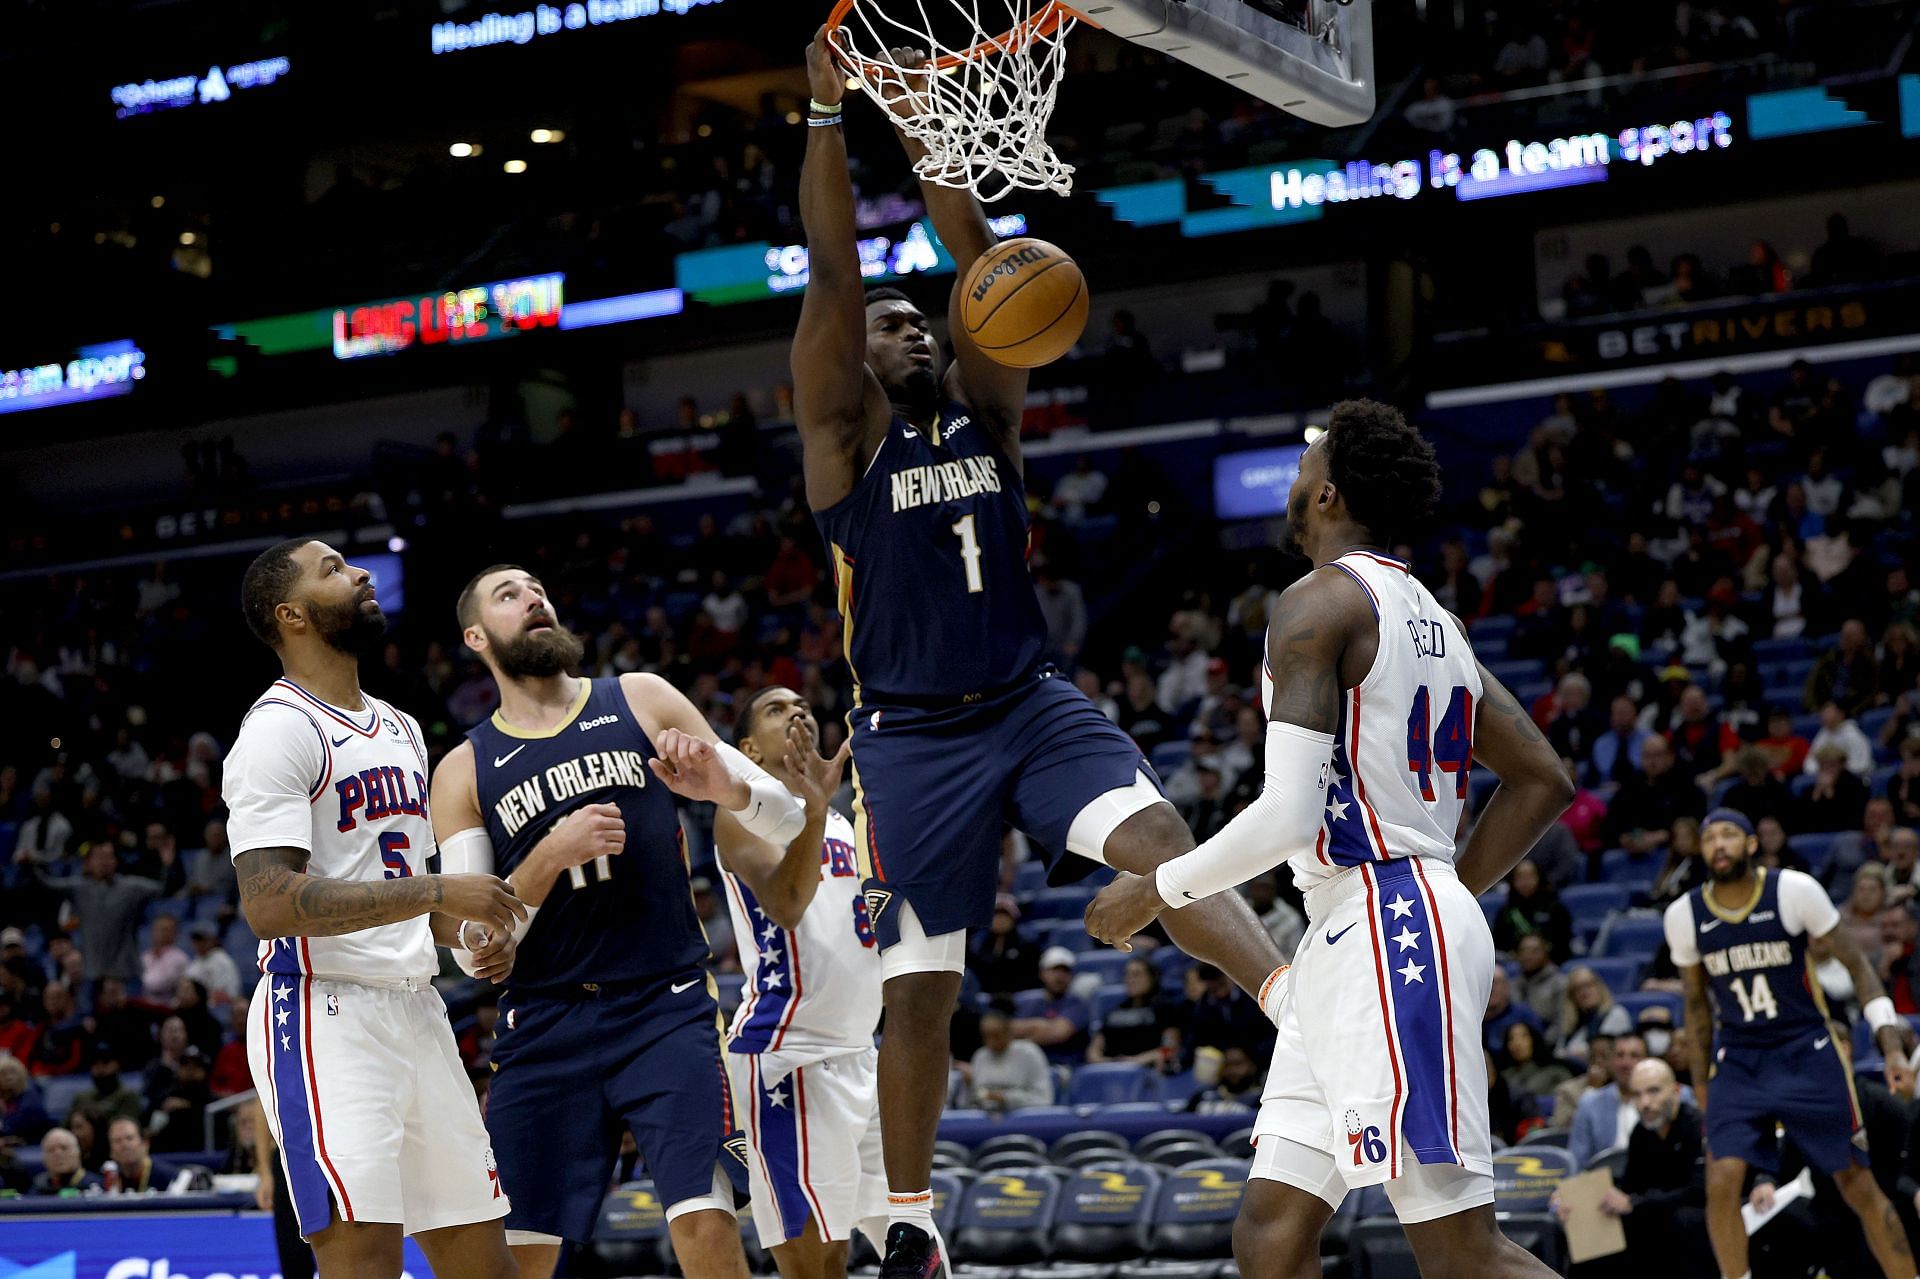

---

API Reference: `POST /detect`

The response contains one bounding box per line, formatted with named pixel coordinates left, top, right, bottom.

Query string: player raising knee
left=431, top=565, right=807, bottom=1279
left=718, top=687, right=890, bottom=1279
left=1667, top=809, right=1919, bottom=1279
left=1085, top=402, right=1577, bottom=1276
left=792, top=28, right=1287, bottom=1279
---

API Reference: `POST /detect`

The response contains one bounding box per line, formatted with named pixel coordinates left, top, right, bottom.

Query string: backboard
left=1078, top=0, right=1375, bottom=127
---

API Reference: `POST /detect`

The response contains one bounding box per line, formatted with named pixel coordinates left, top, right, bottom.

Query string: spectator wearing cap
left=1601, top=736, right=1705, bottom=855
left=1806, top=701, right=1876, bottom=779
left=139, top=914, right=189, bottom=1005
left=1806, top=620, right=1881, bottom=717
left=107, top=1115, right=183, bottom=1193
left=73, top=1043, right=141, bottom=1127
left=13, top=844, right=162, bottom=989
left=182, top=922, right=239, bottom=1004
left=969, top=894, right=1038, bottom=994
left=28, top=1127, right=103, bottom=1195
left=150, top=1045, right=212, bottom=1153
left=1011, top=947, right=1092, bottom=1065
left=26, top=981, right=85, bottom=1078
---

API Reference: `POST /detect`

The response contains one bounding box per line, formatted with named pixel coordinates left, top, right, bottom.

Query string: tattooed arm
left=235, top=847, right=524, bottom=939
left=1455, top=661, right=1576, bottom=895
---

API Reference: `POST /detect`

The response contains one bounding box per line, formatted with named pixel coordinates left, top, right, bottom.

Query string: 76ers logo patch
left=1344, top=1109, right=1387, bottom=1167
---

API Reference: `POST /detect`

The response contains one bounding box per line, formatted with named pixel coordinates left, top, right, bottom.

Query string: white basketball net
left=830, top=0, right=1077, bottom=201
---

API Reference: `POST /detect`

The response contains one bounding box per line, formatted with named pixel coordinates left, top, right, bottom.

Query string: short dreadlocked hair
left=240, top=538, right=316, bottom=649
left=1322, top=399, right=1441, bottom=546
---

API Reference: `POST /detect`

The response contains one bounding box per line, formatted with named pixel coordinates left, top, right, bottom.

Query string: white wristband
left=713, top=740, right=807, bottom=845
left=1866, top=995, right=1899, bottom=1033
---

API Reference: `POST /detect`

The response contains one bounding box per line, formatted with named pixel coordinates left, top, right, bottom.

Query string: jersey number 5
left=1406, top=685, right=1474, bottom=802
left=380, top=831, right=413, bottom=878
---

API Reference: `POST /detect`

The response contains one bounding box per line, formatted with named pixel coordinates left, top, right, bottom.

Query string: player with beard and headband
left=794, top=34, right=1289, bottom=1279
left=1665, top=809, right=1920, bottom=1279
left=224, top=539, right=526, bottom=1279
left=429, top=564, right=807, bottom=1279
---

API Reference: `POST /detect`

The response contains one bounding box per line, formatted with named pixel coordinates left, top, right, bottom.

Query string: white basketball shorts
left=248, top=971, right=509, bottom=1238
left=1253, top=856, right=1495, bottom=1222
left=726, top=1045, right=887, bottom=1248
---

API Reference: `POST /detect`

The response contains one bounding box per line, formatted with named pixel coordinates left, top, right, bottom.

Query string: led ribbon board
left=0, top=340, right=146, bottom=415
left=677, top=213, right=1028, bottom=305
left=331, top=274, right=566, bottom=360
left=431, top=0, right=727, bottom=54
left=112, top=58, right=289, bottom=118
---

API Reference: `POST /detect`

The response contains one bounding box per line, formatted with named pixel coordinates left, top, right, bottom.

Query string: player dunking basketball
left=1086, top=402, right=1576, bottom=1276
left=793, top=30, right=1287, bottom=1279
left=225, top=539, right=525, bottom=1279
left=429, top=565, right=807, bottom=1279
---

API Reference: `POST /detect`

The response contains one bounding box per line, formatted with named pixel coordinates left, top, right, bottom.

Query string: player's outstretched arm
left=714, top=720, right=850, bottom=930
left=1454, top=662, right=1576, bottom=896
left=793, top=26, right=890, bottom=509
left=622, top=672, right=807, bottom=844
left=1086, top=571, right=1353, bottom=947
left=233, top=845, right=524, bottom=939
left=881, top=49, right=1030, bottom=455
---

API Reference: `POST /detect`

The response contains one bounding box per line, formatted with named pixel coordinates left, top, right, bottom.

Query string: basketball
left=959, top=237, right=1090, bottom=368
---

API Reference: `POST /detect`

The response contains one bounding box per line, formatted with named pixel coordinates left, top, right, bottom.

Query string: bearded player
left=430, top=565, right=807, bottom=1279
left=793, top=29, right=1287, bottom=1279
left=1086, top=402, right=1577, bottom=1276
left=1666, top=809, right=1918, bottom=1279
left=718, top=686, right=890, bottom=1279
left=226, top=539, right=525, bottom=1279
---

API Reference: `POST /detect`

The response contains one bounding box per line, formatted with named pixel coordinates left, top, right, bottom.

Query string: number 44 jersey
left=1261, top=550, right=1485, bottom=892
left=1664, top=867, right=1841, bottom=1048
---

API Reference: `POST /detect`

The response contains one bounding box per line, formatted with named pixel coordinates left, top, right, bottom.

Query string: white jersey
left=722, top=809, right=882, bottom=1080
left=222, top=678, right=438, bottom=982
left=1262, top=550, right=1483, bottom=892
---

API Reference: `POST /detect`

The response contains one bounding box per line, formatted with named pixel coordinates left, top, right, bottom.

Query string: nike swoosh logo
left=494, top=745, right=528, bottom=768
left=670, top=978, right=699, bottom=994
left=1182, top=891, right=1199, bottom=901
left=1700, top=919, right=1721, bottom=932
left=331, top=735, right=351, bottom=748
left=1326, top=923, right=1357, bottom=945
left=1814, top=1036, right=1830, bottom=1050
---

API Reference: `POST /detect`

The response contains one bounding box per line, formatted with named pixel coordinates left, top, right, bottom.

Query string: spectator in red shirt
left=1756, top=709, right=1811, bottom=778
left=1558, top=756, right=1609, bottom=855
left=764, top=536, right=819, bottom=608
left=1666, top=684, right=1728, bottom=783
left=208, top=998, right=252, bottom=1098
left=0, top=988, right=34, bottom=1063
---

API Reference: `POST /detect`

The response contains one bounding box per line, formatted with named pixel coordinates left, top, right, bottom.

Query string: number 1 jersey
left=1664, top=867, right=1839, bottom=1048
left=1261, top=551, right=1484, bottom=892
left=812, top=401, right=1046, bottom=706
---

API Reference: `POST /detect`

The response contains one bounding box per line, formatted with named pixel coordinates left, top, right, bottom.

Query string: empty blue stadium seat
left=1861, top=708, right=1895, bottom=741
left=1790, top=773, right=1818, bottom=799
left=1028, top=886, right=1097, bottom=921
left=1471, top=616, right=1518, bottom=641
left=715, top=972, right=746, bottom=1013
left=1790, top=714, right=1822, bottom=741
left=1595, top=916, right=1667, bottom=958
left=1873, top=765, right=1901, bottom=797
left=1576, top=957, right=1642, bottom=995
left=1561, top=884, right=1629, bottom=940
left=1485, top=659, right=1546, bottom=685
left=1478, top=891, right=1503, bottom=925
left=954, top=1170, right=1063, bottom=1264
left=1150, top=742, right=1192, bottom=776
left=1069, top=1064, right=1163, bottom=1107
left=1599, top=849, right=1662, bottom=885
left=1053, top=1165, right=1162, bottom=1260
left=1014, top=861, right=1049, bottom=894
left=1614, top=991, right=1683, bottom=1026
left=1146, top=1160, right=1250, bottom=1259
left=1788, top=833, right=1837, bottom=875
left=1076, top=952, right=1133, bottom=986
left=1752, top=637, right=1814, bottom=663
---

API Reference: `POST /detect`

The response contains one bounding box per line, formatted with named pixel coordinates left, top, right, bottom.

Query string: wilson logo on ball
left=968, top=244, right=1054, bottom=302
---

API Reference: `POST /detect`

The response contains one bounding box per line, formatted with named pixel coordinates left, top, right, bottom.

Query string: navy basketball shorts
left=846, top=668, right=1162, bottom=945
left=1706, top=1033, right=1868, bottom=1175
left=486, top=970, right=749, bottom=1242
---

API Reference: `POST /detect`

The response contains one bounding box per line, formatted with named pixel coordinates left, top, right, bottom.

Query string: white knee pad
left=880, top=898, right=968, bottom=981
left=665, top=1164, right=738, bottom=1222
left=1065, top=771, right=1170, bottom=862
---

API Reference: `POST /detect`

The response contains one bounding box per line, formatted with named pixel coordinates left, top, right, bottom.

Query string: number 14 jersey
left=1665, top=867, right=1840, bottom=1048
left=1262, top=551, right=1485, bottom=893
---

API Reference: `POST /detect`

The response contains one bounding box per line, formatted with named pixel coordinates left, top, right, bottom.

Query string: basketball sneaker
left=878, top=1222, right=944, bottom=1279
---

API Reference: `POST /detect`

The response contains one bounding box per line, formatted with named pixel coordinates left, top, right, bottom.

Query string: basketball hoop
left=825, top=0, right=1082, bottom=201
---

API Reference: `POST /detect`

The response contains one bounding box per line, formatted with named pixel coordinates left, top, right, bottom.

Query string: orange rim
left=826, top=0, right=1084, bottom=74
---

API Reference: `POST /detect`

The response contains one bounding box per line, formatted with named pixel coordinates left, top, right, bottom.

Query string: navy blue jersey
left=468, top=677, right=707, bottom=991
left=1686, top=869, right=1828, bottom=1049
left=813, top=401, right=1046, bottom=704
